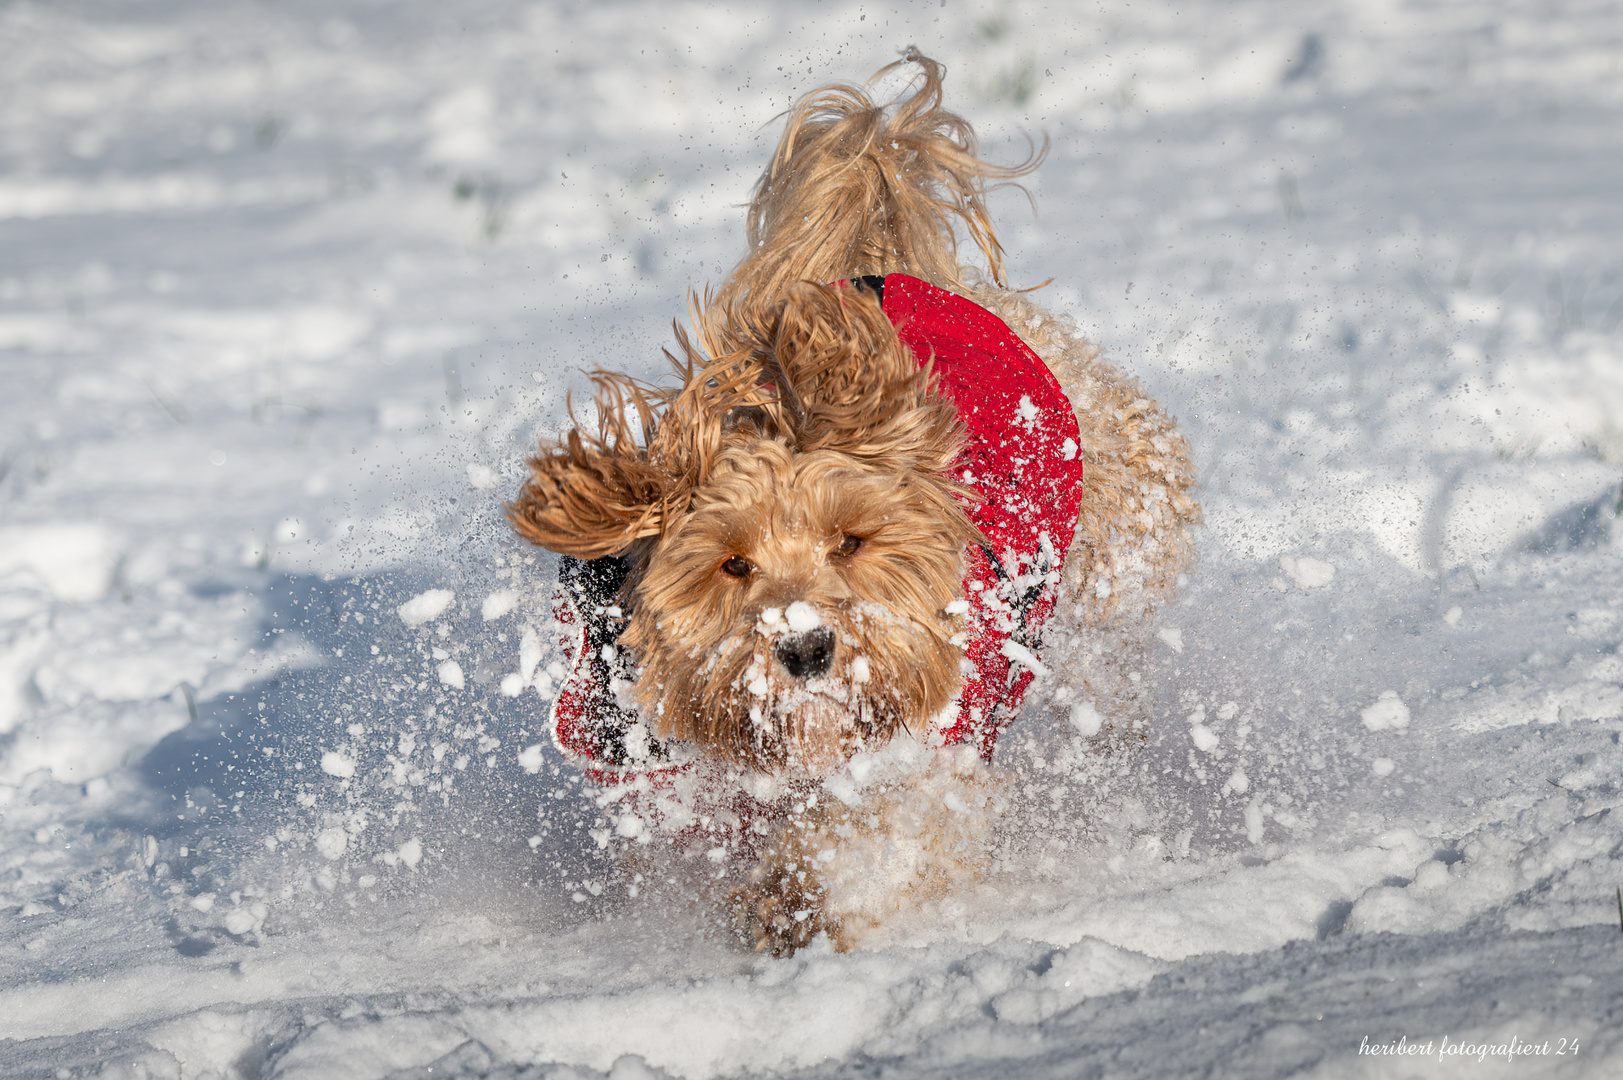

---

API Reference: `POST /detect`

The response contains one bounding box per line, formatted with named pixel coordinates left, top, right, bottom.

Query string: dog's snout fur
left=775, top=628, right=835, bottom=680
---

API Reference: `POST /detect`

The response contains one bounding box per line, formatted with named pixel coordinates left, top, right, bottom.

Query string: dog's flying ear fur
left=506, top=372, right=671, bottom=559
left=508, top=315, right=779, bottom=558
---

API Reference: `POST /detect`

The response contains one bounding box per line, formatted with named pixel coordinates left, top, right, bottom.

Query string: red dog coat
left=547, top=275, right=1086, bottom=784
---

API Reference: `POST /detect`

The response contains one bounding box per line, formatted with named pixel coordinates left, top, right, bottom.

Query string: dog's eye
left=832, top=535, right=863, bottom=558
left=720, top=556, right=753, bottom=579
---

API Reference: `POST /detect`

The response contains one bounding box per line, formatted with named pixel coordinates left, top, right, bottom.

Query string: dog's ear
left=508, top=325, right=779, bottom=558
left=507, top=373, right=674, bottom=559
left=762, top=282, right=966, bottom=477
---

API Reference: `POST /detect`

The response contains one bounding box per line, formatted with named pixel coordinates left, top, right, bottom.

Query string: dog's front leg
left=728, top=800, right=849, bottom=956
left=727, top=750, right=1002, bottom=956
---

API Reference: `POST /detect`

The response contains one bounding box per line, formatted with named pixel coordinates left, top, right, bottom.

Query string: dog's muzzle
left=775, top=628, right=835, bottom=680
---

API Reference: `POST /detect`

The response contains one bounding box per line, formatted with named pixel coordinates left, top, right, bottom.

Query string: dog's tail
left=716, top=49, right=1043, bottom=312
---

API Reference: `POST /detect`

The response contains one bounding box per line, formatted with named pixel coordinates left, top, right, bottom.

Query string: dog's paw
left=727, top=865, right=838, bottom=958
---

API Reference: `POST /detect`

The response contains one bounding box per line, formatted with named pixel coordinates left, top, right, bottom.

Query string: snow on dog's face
left=621, top=438, right=969, bottom=774
left=509, top=282, right=983, bottom=774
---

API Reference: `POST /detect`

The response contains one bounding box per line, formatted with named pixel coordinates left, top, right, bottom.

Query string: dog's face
left=622, top=437, right=969, bottom=774
left=509, top=284, right=982, bottom=776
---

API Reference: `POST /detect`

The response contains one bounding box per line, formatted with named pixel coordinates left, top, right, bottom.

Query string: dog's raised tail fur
left=713, top=48, right=1044, bottom=322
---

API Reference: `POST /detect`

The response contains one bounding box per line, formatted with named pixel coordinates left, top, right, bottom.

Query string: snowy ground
left=3, top=0, right=1623, bottom=1076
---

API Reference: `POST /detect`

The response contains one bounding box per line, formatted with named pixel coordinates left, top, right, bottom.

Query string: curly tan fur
left=620, top=437, right=980, bottom=772
left=711, top=49, right=1043, bottom=328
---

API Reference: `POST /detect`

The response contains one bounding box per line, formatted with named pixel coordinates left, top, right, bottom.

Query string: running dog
left=508, top=51, right=1199, bottom=955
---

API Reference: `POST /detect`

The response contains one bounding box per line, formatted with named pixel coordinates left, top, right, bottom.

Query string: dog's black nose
left=775, top=629, right=835, bottom=680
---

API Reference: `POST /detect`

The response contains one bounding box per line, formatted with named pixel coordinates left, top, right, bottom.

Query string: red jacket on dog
left=548, top=275, right=1086, bottom=783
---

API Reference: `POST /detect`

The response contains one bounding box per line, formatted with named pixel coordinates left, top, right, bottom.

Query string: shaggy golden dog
left=508, top=51, right=1198, bottom=955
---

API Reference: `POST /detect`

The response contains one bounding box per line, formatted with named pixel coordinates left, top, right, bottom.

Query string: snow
left=1279, top=553, right=1336, bottom=589
left=436, top=658, right=467, bottom=689
left=318, top=752, right=356, bottom=779
left=0, top=522, right=122, bottom=603
left=1001, top=638, right=1050, bottom=677
left=783, top=600, right=822, bottom=634
left=2, top=0, right=1622, bottom=1076
left=1359, top=690, right=1413, bottom=732
left=1067, top=701, right=1104, bottom=737
left=398, top=589, right=457, bottom=627
left=481, top=589, right=519, bottom=621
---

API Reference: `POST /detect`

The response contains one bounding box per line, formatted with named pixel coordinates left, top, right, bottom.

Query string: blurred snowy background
left=2, top=0, right=1622, bottom=1076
